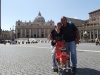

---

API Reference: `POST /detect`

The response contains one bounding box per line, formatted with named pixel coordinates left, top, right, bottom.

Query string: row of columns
left=0, top=34, right=10, bottom=40
left=80, top=29, right=100, bottom=40
left=16, top=28, right=100, bottom=40
left=16, top=28, right=50, bottom=38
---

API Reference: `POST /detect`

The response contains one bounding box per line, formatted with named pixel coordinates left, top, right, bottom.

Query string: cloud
left=74, top=17, right=78, bottom=19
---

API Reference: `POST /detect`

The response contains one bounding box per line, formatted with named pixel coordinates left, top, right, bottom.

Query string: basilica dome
left=34, top=12, right=45, bottom=23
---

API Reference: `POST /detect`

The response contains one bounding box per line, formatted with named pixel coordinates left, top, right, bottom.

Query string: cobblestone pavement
left=0, top=43, right=100, bottom=75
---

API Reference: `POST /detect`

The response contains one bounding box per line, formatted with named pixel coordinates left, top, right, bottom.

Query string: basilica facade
left=15, top=12, right=55, bottom=38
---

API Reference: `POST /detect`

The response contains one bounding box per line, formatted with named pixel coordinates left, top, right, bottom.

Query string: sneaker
left=52, top=67, right=54, bottom=69
left=52, top=66, right=56, bottom=70
left=72, top=67, right=77, bottom=73
left=62, top=67, right=66, bottom=70
left=66, top=69, right=68, bottom=72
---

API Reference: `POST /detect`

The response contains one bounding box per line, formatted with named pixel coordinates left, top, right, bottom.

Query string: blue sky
left=1, top=0, right=100, bottom=30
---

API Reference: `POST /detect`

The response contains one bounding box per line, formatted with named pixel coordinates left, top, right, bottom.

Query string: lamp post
left=10, top=28, right=11, bottom=41
left=12, top=25, right=14, bottom=41
left=10, top=25, right=14, bottom=41
left=11, top=27, right=13, bottom=41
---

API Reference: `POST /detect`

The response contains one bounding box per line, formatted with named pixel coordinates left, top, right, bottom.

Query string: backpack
left=69, top=21, right=73, bottom=26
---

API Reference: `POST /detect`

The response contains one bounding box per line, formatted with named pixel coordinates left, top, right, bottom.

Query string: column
left=29, top=29, right=31, bottom=38
left=2, top=34, right=3, bottom=40
left=25, top=29, right=26, bottom=38
left=39, top=29, right=41, bottom=38
left=44, top=29, right=45, bottom=38
left=20, top=29, right=23, bottom=38
left=36, top=29, right=37, bottom=38
left=45, top=29, right=48, bottom=38
left=93, top=29, right=95, bottom=40
left=16, top=29, right=18, bottom=38
left=32, top=29, right=34, bottom=37
left=97, top=29, right=98, bottom=38
left=90, top=30, right=91, bottom=40
left=45, top=29, right=47, bottom=38
left=34, top=29, right=35, bottom=38
left=47, top=29, right=50, bottom=38
left=37, top=29, right=39, bottom=38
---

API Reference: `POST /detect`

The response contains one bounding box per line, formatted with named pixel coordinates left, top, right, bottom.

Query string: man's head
left=61, top=16, right=67, bottom=25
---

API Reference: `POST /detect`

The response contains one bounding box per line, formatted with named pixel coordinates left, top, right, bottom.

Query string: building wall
left=89, top=9, right=100, bottom=24
left=15, top=20, right=54, bottom=38
left=79, top=9, right=100, bottom=42
left=0, top=30, right=10, bottom=40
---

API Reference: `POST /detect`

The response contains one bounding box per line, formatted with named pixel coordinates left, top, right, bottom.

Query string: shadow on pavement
left=77, top=68, right=100, bottom=75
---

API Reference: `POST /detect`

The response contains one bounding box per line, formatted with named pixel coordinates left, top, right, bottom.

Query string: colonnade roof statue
left=83, top=31, right=89, bottom=40
left=83, top=31, right=88, bottom=36
left=83, top=31, right=88, bottom=35
left=34, top=11, right=45, bottom=23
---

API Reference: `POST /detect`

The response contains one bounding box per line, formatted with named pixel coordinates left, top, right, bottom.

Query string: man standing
left=60, top=16, right=80, bottom=73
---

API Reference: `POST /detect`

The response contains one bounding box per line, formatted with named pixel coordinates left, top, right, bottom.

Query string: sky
left=1, top=0, right=100, bottom=30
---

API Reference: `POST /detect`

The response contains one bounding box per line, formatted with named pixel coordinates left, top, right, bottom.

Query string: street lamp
left=10, top=28, right=12, bottom=41
left=10, top=25, right=15, bottom=41
left=12, top=25, right=14, bottom=41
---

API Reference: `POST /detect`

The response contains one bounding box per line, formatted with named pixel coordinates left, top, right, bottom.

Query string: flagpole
left=0, top=0, right=1, bottom=43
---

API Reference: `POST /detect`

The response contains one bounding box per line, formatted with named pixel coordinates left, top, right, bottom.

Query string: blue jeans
left=65, top=41, right=77, bottom=67
left=51, top=46, right=56, bottom=67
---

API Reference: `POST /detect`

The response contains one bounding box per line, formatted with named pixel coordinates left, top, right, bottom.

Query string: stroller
left=54, top=41, right=73, bottom=75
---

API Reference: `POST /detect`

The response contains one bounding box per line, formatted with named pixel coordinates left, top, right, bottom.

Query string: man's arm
left=76, top=29, right=80, bottom=44
left=72, top=23, right=80, bottom=44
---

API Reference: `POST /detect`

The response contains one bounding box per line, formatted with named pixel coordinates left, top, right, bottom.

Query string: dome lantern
left=38, top=11, right=41, bottom=16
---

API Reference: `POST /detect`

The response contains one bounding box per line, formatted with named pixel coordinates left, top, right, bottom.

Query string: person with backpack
left=60, top=16, right=80, bottom=74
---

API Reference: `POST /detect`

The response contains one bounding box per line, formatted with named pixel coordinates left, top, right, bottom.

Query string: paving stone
left=0, top=43, right=100, bottom=75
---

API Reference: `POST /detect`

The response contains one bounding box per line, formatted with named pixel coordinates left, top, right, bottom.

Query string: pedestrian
left=48, top=22, right=62, bottom=70
left=95, top=38, right=99, bottom=45
left=60, top=16, right=80, bottom=74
